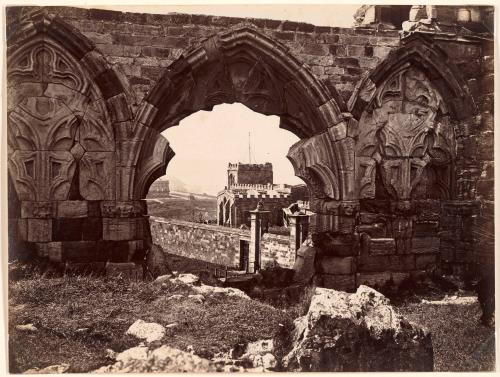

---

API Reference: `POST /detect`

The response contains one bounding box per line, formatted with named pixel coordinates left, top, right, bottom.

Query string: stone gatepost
left=289, top=212, right=310, bottom=259
left=248, top=203, right=269, bottom=273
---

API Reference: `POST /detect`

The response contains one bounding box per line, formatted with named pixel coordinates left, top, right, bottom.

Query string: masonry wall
left=17, top=6, right=401, bottom=108
left=150, top=217, right=247, bottom=267
left=149, top=217, right=296, bottom=269
left=6, top=5, right=494, bottom=291
left=261, top=233, right=293, bottom=268
left=233, top=196, right=293, bottom=227
left=433, top=36, right=494, bottom=275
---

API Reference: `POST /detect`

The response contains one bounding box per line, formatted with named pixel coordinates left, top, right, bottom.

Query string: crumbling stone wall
left=261, top=233, right=293, bottom=268
left=6, top=5, right=494, bottom=291
left=150, top=217, right=294, bottom=269
left=150, top=217, right=247, bottom=267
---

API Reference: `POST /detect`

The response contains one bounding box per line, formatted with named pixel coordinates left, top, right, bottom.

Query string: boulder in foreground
left=94, top=346, right=215, bottom=373
left=281, top=285, right=433, bottom=372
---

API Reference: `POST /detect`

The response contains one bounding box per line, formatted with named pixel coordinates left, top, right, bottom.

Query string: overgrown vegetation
left=8, top=264, right=293, bottom=373
left=146, top=198, right=217, bottom=222
left=397, top=302, right=495, bottom=371
left=8, top=260, right=495, bottom=373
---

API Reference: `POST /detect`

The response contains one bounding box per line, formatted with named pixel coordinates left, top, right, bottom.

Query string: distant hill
left=158, top=176, right=216, bottom=197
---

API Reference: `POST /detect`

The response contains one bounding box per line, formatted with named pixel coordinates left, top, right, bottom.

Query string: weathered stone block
left=35, top=242, right=63, bottom=262
left=21, top=201, right=56, bottom=219
left=412, top=237, right=440, bottom=254
left=415, top=254, right=438, bottom=270
left=369, top=238, right=396, bottom=255
left=358, top=254, right=390, bottom=272
left=413, top=222, right=439, bottom=237
left=391, top=272, right=410, bottom=286
left=356, top=272, right=392, bottom=288
left=27, top=219, right=52, bottom=242
left=52, top=218, right=84, bottom=241
left=440, top=247, right=455, bottom=262
left=321, top=273, right=356, bottom=292
left=79, top=152, right=116, bottom=200
left=82, top=218, right=103, bottom=240
left=103, top=217, right=144, bottom=241
left=357, top=224, right=386, bottom=238
left=17, top=219, right=28, bottom=240
left=61, top=241, right=99, bottom=262
left=57, top=200, right=88, bottom=218
left=281, top=286, right=433, bottom=372
left=389, top=254, right=416, bottom=272
left=320, top=256, right=356, bottom=275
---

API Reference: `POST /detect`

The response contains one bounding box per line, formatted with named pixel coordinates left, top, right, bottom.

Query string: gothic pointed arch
left=349, top=33, right=476, bottom=202
left=134, top=24, right=351, bottom=201
left=348, top=33, right=478, bottom=121
left=7, top=9, right=134, bottom=201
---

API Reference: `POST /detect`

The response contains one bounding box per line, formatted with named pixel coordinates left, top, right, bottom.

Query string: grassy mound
left=9, top=273, right=293, bottom=373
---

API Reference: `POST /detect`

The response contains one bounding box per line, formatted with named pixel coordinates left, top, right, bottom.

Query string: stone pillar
left=289, top=213, right=310, bottom=258
left=249, top=205, right=269, bottom=273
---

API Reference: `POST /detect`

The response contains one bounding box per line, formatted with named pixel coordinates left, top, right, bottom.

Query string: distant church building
left=217, top=162, right=308, bottom=227
left=147, top=179, right=170, bottom=198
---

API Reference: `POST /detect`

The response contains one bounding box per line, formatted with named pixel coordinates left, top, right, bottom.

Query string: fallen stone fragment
left=126, top=319, right=166, bottom=343
left=170, top=273, right=200, bottom=285
left=105, top=349, right=117, bottom=360
left=93, top=346, right=216, bottom=373
left=154, top=274, right=173, bottom=284
left=116, top=346, right=149, bottom=363
left=165, top=323, right=178, bottom=329
left=188, top=294, right=205, bottom=303
left=16, top=324, right=37, bottom=332
left=193, top=284, right=249, bottom=299
left=280, top=285, right=433, bottom=372
left=421, top=295, right=478, bottom=305
left=241, top=339, right=276, bottom=371
left=166, top=294, right=184, bottom=301
left=24, top=363, right=70, bottom=374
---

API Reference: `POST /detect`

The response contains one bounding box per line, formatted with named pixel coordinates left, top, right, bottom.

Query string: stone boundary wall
left=149, top=217, right=248, bottom=268
left=149, top=217, right=296, bottom=269
left=261, top=233, right=293, bottom=268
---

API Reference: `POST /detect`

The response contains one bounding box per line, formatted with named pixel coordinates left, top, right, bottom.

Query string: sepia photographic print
left=3, top=1, right=497, bottom=373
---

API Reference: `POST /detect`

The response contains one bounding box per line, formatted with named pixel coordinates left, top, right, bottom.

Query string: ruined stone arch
left=348, top=34, right=478, bottom=121
left=7, top=9, right=136, bottom=203
left=133, top=25, right=353, bottom=202
left=349, top=33, right=479, bottom=203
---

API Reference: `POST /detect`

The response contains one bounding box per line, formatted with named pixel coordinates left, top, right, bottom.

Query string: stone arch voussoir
left=134, top=25, right=351, bottom=202
left=348, top=33, right=478, bottom=122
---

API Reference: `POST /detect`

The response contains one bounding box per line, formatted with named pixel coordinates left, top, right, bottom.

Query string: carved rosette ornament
left=355, top=67, right=456, bottom=203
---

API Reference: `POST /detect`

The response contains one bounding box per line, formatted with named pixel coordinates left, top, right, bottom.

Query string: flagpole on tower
left=248, top=132, right=251, bottom=164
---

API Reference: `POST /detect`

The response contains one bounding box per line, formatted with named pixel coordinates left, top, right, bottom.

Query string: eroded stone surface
left=94, top=346, right=215, bottom=373
left=281, top=286, right=434, bottom=372
left=126, top=320, right=166, bottom=343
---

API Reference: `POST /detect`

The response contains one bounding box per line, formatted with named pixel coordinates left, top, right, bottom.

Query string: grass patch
left=396, top=301, right=495, bottom=371
left=9, top=273, right=293, bottom=373
left=146, top=198, right=217, bottom=222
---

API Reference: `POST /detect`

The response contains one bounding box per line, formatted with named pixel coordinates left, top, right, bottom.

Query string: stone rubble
left=280, top=285, right=434, bottom=372
left=15, top=324, right=38, bottom=332
left=126, top=319, right=166, bottom=343
left=24, top=364, right=70, bottom=374
left=93, top=346, right=216, bottom=373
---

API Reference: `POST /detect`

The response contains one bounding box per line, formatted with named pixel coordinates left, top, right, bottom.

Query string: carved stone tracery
left=7, top=34, right=116, bottom=202
left=356, top=67, right=456, bottom=202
